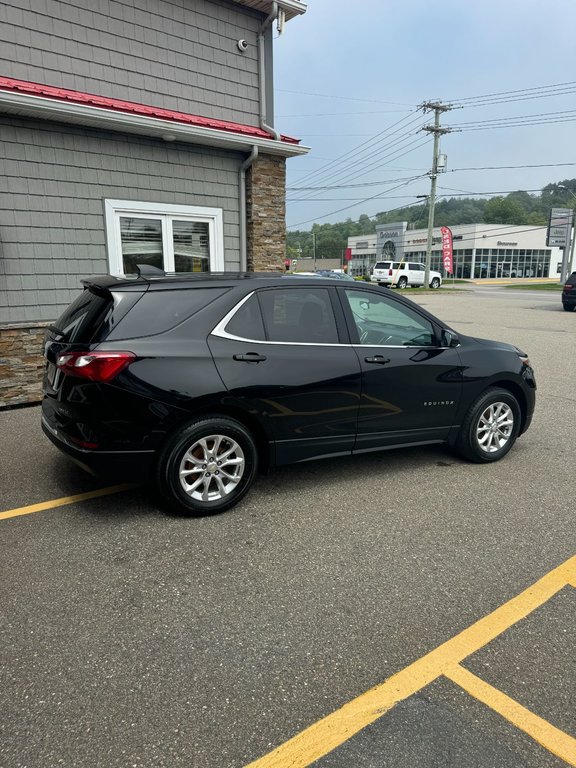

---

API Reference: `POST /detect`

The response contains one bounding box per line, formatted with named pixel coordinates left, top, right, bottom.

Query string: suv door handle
left=233, top=352, right=267, bottom=363
left=364, top=355, right=390, bottom=365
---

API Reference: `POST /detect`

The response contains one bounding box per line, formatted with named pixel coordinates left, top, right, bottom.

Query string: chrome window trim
left=211, top=291, right=344, bottom=347
left=210, top=291, right=443, bottom=349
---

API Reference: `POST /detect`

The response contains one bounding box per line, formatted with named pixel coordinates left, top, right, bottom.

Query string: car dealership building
left=348, top=223, right=565, bottom=279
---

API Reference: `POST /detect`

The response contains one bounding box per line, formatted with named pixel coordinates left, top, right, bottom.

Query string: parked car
left=42, top=271, right=536, bottom=516
left=371, top=261, right=442, bottom=289
left=562, top=272, right=576, bottom=311
left=315, top=270, right=356, bottom=281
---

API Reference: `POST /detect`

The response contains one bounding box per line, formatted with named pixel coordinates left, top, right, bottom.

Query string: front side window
left=344, top=290, right=436, bottom=347
left=105, top=200, right=224, bottom=276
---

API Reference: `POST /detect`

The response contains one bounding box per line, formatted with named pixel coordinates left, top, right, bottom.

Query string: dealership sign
left=546, top=208, right=573, bottom=248
left=440, top=226, right=453, bottom=274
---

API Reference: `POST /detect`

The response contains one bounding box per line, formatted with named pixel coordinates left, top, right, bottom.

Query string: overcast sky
left=273, top=0, right=576, bottom=231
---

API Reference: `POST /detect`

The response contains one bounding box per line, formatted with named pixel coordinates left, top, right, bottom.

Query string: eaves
left=0, top=78, right=310, bottom=158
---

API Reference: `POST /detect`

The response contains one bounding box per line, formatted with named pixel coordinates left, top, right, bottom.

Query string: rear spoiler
left=80, top=265, right=164, bottom=293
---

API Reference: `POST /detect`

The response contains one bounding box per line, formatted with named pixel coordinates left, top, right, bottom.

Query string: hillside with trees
left=286, top=179, right=576, bottom=261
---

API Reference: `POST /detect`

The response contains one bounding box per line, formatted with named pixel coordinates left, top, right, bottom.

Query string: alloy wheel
left=179, top=434, right=245, bottom=502
left=476, top=402, right=514, bottom=454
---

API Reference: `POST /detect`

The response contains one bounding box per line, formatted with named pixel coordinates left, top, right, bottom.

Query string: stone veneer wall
left=246, top=153, right=287, bottom=272
left=0, top=323, right=48, bottom=408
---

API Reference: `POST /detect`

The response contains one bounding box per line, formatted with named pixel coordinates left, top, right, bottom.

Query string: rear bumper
left=42, top=415, right=155, bottom=480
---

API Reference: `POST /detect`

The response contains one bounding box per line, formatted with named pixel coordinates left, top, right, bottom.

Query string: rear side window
left=225, top=295, right=266, bottom=340
left=258, top=288, right=339, bottom=344
left=107, top=287, right=229, bottom=339
left=224, top=288, right=339, bottom=344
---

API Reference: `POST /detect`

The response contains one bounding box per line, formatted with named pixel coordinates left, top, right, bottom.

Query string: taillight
left=56, top=351, right=136, bottom=382
left=388, top=269, right=393, bottom=276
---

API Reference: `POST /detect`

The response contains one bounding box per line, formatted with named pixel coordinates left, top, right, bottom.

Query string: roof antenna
left=135, top=264, right=166, bottom=278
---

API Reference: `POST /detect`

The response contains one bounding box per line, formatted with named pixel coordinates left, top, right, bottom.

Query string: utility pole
left=312, top=232, right=316, bottom=270
left=420, top=102, right=455, bottom=288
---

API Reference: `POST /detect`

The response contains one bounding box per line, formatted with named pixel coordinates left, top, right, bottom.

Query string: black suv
left=562, top=271, right=576, bottom=311
left=42, top=271, right=536, bottom=515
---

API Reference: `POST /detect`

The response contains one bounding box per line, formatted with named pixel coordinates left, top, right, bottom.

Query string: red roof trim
left=0, top=76, right=300, bottom=145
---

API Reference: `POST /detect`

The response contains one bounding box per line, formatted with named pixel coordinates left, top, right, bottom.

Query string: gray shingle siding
left=0, top=0, right=264, bottom=125
left=0, top=117, right=243, bottom=323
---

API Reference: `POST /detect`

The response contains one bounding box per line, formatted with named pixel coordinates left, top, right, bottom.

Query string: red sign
left=440, top=226, right=453, bottom=274
left=345, top=248, right=352, bottom=262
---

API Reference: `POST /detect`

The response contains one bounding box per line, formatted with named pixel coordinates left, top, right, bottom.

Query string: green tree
left=483, top=196, right=526, bottom=225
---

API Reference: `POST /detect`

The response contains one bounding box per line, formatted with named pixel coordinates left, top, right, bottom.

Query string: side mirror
left=441, top=329, right=460, bottom=348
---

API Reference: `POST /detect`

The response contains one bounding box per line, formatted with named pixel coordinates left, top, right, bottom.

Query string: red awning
left=0, top=76, right=300, bottom=145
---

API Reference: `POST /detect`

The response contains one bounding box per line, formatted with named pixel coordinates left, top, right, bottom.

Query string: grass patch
left=501, top=283, right=564, bottom=291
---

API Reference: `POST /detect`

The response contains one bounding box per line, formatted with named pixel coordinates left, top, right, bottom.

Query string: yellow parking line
left=0, top=484, right=136, bottom=520
left=445, top=664, right=576, bottom=766
left=245, top=556, right=576, bottom=768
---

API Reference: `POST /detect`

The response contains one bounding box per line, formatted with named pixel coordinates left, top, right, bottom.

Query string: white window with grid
left=105, top=200, right=224, bottom=276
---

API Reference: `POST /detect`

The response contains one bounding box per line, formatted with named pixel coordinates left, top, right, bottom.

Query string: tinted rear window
left=52, top=288, right=114, bottom=344
left=374, top=262, right=391, bottom=270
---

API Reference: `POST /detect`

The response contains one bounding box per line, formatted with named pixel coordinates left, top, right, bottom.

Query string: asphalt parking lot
left=1, top=286, right=575, bottom=768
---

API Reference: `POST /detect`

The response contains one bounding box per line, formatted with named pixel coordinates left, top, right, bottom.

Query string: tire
left=563, top=303, right=575, bottom=312
left=155, top=417, right=258, bottom=516
left=397, top=276, right=408, bottom=289
left=430, top=277, right=441, bottom=289
left=455, top=387, right=521, bottom=463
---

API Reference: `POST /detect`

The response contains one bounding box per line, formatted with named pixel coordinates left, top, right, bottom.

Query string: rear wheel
left=456, top=388, right=521, bottom=463
left=397, top=276, right=408, bottom=289
left=156, top=417, right=258, bottom=515
left=563, top=303, right=575, bottom=312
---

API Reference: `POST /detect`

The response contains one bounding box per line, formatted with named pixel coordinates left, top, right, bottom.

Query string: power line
left=276, top=110, right=412, bottom=117
left=288, top=196, right=427, bottom=232
left=288, top=175, right=426, bottom=229
left=456, top=117, right=576, bottom=132
left=453, top=108, right=576, bottom=126
left=277, top=89, right=415, bottom=107
left=292, top=111, right=425, bottom=188
left=288, top=133, right=431, bottom=202
left=451, top=80, right=576, bottom=103
left=287, top=161, right=576, bottom=191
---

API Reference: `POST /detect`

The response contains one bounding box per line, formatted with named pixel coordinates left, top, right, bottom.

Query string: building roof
left=0, top=77, right=309, bottom=157
left=232, top=0, right=307, bottom=21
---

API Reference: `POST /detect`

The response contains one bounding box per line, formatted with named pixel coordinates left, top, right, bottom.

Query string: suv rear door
left=208, top=285, right=362, bottom=464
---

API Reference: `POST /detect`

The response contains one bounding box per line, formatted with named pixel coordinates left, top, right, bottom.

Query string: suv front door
left=340, top=287, right=463, bottom=452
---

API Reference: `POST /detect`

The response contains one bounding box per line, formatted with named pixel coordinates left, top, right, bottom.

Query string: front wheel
left=430, top=277, right=441, bottom=289
left=156, top=417, right=258, bottom=516
left=563, top=303, right=575, bottom=312
left=455, top=388, right=521, bottom=463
